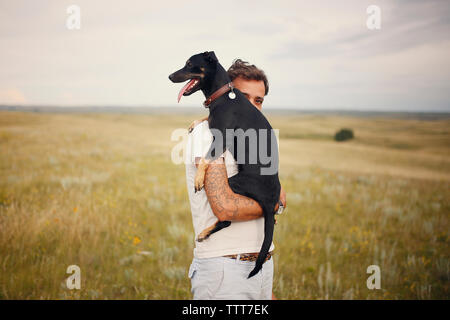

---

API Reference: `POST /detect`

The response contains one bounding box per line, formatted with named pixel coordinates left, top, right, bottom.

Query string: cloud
left=0, top=0, right=449, bottom=110
left=0, top=87, right=27, bottom=104
left=271, top=0, right=450, bottom=60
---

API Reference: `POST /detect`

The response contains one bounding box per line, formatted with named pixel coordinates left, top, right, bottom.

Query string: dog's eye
left=186, top=61, right=192, bottom=67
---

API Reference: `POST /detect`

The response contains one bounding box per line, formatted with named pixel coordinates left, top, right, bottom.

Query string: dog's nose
left=168, top=74, right=174, bottom=81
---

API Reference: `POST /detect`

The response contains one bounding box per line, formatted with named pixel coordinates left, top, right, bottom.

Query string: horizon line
left=1, top=104, right=450, bottom=113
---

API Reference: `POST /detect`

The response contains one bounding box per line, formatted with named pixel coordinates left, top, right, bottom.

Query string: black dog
left=169, top=51, right=281, bottom=278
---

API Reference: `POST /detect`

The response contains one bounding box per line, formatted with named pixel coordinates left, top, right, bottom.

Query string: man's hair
left=227, top=59, right=269, bottom=96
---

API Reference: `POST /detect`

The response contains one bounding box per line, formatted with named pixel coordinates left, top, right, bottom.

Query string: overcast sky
left=1, top=0, right=449, bottom=111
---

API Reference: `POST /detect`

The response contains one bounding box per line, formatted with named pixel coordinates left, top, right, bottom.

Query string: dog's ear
left=203, top=51, right=218, bottom=63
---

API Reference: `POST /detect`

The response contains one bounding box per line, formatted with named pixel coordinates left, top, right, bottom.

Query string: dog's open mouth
left=178, top=78, right=200, bottom=102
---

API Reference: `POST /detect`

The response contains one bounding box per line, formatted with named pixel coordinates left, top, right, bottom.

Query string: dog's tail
left=248, top=207, right=275, bottom=279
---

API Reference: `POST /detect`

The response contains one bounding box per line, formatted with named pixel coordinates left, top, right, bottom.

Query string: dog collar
left=203, top=82, right=235, bottom=108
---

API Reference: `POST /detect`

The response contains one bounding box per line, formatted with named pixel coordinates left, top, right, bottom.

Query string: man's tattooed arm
left=200, top=157, right=263, bottom=222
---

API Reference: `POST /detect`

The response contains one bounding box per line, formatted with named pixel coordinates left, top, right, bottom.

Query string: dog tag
left=228, top=91, right=236, bottom=99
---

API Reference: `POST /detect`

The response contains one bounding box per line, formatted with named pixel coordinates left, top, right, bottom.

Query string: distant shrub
left=334, top=128, right=354, bottom=142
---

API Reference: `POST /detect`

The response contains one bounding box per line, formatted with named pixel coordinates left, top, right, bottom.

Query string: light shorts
left=188, top=255, right=274, bottom=300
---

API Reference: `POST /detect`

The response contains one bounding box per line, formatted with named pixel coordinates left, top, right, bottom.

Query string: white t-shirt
left=185, top=120, right=274, bottom=258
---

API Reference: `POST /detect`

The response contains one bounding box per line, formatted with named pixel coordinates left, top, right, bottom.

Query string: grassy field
left=0, top=110, right=449, bottom=299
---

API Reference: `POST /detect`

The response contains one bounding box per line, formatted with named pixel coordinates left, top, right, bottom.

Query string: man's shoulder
left=190, top=120, right=212, bottom=142
left=190, top=120, right=209, bottom=133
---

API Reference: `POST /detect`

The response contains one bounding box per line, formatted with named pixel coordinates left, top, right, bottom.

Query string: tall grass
left=0, top=111, right=448, bottom=299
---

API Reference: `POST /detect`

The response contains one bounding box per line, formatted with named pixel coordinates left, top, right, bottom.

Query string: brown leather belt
left=224, top=251, right=273, bottom=262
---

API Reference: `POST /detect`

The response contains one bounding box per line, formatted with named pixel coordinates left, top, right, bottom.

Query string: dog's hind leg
left=196, top=220, right=231, bottom=242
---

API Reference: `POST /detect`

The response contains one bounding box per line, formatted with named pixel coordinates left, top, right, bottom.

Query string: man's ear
left=203, top=51, right=218, bottom=63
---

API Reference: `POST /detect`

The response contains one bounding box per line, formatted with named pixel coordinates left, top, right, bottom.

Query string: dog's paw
left=188, top=122, right=195, bottom=133
left=194, top=174, right=205, bottom=192
left=196, top=231, right=210, bottom=242
left=188, top=119, right=201, bottom=133
left=194, top=183, right=204, bottom=192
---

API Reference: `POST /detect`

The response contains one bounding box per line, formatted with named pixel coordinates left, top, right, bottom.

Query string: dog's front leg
left=194, top=157, right=211, bottom=192
left=188, top=116, right=209, bottom=133
left=194, top=124, right=227, bottom=192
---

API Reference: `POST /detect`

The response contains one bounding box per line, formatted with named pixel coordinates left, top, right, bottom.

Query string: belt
left=224, top=251, right=273, bottom=263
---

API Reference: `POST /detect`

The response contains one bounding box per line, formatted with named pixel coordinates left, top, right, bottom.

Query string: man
left=185, top=59, right=286, bottom=300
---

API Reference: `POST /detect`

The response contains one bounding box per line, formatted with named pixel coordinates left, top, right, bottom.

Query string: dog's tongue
left=177, top=79, right=196, bottom=103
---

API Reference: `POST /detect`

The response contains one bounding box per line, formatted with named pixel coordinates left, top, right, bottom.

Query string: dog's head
left=168, top=51, right=218, bottom=102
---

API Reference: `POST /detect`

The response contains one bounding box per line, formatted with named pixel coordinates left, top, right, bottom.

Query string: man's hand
left=280, top=186, right=287, bottom=209
left=274, top=186, right=287, bottom=213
